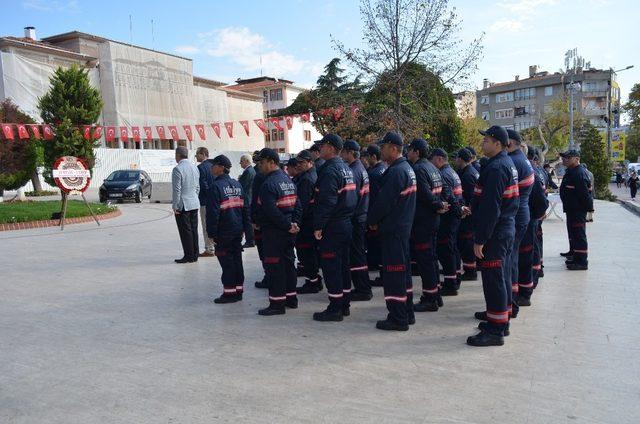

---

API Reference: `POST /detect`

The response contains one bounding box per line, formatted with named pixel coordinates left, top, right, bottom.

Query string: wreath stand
left=59, top=191, right=100, bottom=230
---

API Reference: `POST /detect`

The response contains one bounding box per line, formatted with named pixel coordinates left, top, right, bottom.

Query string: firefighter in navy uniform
left=341, top=140, right=373, bottom=301
left=254, top=148, right=301, bottom=316
left=361, top=144, right=387, bottom=287
left=312, top=134, right=358, bottom=322
left=294, top=150, right=324, bottom=294
left=205, top=155, right=246, bottom=304
left=455, top=148, right=480, bottom=281
left=309, top=143, right=326, bottom=169
left=368, top=131, right=417, bottom=331
left=466, top=146, right=481, bottom=172
left=529, top=148, right=548, bottom=285
left=430, top=148, right=464, bottom=296
left=468, top=126, right=518, bottom=347
left=251, top=151, right=269, bottom=289
left=407, top=138, right=449, bottom=312
left=559, top=149, right=593, bottom=271
left=505, top=129, right=534, bottom=317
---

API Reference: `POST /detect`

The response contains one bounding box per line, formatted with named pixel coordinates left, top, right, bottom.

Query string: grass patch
left=0, top=200, right=117, bottom=224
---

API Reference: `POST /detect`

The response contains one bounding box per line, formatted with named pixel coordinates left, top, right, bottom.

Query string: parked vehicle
left=99, top=170, right=152, bottom=203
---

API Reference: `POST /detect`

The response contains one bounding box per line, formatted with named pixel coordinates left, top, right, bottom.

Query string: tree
left=460, top=117, right=486, bottom=156
left=623, top=83, right=640, bottom=162
left=333, top=0, right=483, bottom=130
left=38, top=65, right=103, bottom=186
left=577, top=122, right=611, bottom=199
left=0, top=99, right=39, bottom=198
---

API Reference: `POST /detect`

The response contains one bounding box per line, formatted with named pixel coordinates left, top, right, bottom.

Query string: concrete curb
left=0, top=208, right=122, bottom=231
left=617, top=199, right=640, bottom=217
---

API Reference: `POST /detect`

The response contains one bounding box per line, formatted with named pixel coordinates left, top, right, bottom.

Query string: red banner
left=224, top=122, right=234, bottom=138
left=30, top=124, right=41, bottom=140
left=105, top=126, right=116, bottom=142
left=143, top=126, right=152, bottom=140
left=211, top=122, right=221, bottom=138
left=299, top=112, right=310, bottom=122
left=119, top=126, right=129, bottom=142
left=2, top=124, right=14, bottom=140
left=350, top=104, right=360, bottom=118
left=269, top=117, right=283, bottom=131
left=17, top=124, right=30, bottom=139
left=239, top=120, right=250, bottom=136
left=183, top=125, right=193, bottom=141
left=131, top=126, right=141, bottom=142
left=42, top=124, right=54, bottom=140
left=195, top=124, right=206, bottom=140
left=168, top=125, right=180, bottom=141
left=333, top=105, right=345, bottom=121
left=81, top=125, right=91, bottom=140
left=93, top=125, right=103, bottom=140
left=254, top=119, right=267, bottom=134
left=156, top=126, right=166, bottom=139
left=284, top=115, right=293, bottom=130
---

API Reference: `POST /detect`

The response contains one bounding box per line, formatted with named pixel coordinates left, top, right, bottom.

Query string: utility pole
left=607, top=65, right=634, bottom=159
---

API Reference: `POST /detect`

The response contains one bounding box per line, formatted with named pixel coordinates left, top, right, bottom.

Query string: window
left=269, top=88, right=283, bottom=101
left=516, top=122, right=533, bottom=131
left=495, top=108, right=514, bottom=119
left=515, top=104, right=536, bottom=116
left=263, top=90, right=268, bottom=103
left=481, top=111, right=490, bottom=121
left=544, top=86, right=553, bottom=96
left=515, top=87, right=536, bottom=101
left=303, top=130, right=311, bottom=141
left=496, top=92, right=514, bottom=103
left=480, top=95, right=489, bottom=105
left=582, top=81, right=607, bottom=92
left=264, top=131, right=271, bottom=142
left=271, top=129, right=278, bottom=141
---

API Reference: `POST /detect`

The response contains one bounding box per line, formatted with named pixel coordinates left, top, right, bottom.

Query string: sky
left=5, top=0, right=640, bottom=107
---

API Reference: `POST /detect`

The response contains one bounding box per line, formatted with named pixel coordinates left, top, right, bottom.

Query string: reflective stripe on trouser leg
left=350, top=220, right=371, bottom=294
left=457, top=218, right=476, bottom=272
left=296, top=223, right=320, bottom=279
left=568, top=212, right=588, bottom=264
left=412, top=224, right=439, bottom=298
left=518, top=219, right=537, bottom=300
left=532, top=220, right=542, bottom=286
left=215, top=236, right=243, bottom=293
left=437, top=214, right=460, bottom=289
left=507, top=221, right=527, bottom=316
left=382, top=232, right=411, bottom=325
left=479, top=233, right=513, bottom=334
left=263, top=228, right=296, bottom=305
left=319, top=219, right=352, bottom=312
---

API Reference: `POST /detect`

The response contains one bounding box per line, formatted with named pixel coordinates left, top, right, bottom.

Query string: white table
left=545, top=192, right=563, bottom=221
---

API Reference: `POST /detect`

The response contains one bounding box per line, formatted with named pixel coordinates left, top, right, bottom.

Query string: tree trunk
left=31, top=171, right=42, bottom=192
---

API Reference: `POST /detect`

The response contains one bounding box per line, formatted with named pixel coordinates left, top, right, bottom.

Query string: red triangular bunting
left=119, top=126, right=129, bottom=142
left=29, top=125, right=41, bottom=140
left=131, top=126, right=141, bottom=142
left=17, top=124, right=30, bottom=139
left=143, top=126, right=152, bottom=140
left=239, top=120, right=250, bottom=136
left=254, top=119, right=267, bottom=134
left=42, top=124, right=54, bottom=140
left=211, top=123, right=221, bottom=138
left=168, top=125, right=180, bottom=141
left=224, top=122, right=234, bottom=138
left=284, top=115, right=293, bottom=130
left=156, top=126, right=166, bottom=139
left=299, top=112, right=310, bottom=122
left=195, top=124, right=206, bottom=140
left=82, top=125, right=92, bottom=140
left=2, top=124, right=14, bottom=140
left=105, top=126, right=116, bottom=142
left=183, top=125, right=193, bottom=141
left=269, top=117, right=283, bottom=131
left=93, top=125, right=103, bottom=140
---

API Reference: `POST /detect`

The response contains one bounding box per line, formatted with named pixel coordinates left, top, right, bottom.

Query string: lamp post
left=607, top=65, right=634, bottom=158
left=568, top=79, right=581, bottom=150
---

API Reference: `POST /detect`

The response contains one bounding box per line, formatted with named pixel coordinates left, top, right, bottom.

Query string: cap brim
left=478, top=130, right=488, bottom=136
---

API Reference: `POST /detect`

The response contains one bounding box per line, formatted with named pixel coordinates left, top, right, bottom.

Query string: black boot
left=478, top=321, right=510, bottom=336
left=560, top=251, right=573, bottom=257
left=518, top=296, right=531, bottom=307
left=460, top=270, right=477, bottom=281
left=466, top=331, right=504, bottom=347
left=567, top=262, right=588, bottom=270
left=254, top=279, right=269, bottom=289
left=376, top=319, right=409, bottom=331
left=440, top=286, right=458, bottom=296
left=313, top=308, right=344, bottom=322
left=286, top=296, right=298, bottom=309
left=296, top=265, right=305, bottom=277
left=350, top=291, right=373, bottom=301
left=342, top=305, right=350, bottom=316
left=258, top=303, right=285, bottom=316
left=296, top=276, right=323, bottom=294
left=436, top=293, right=444, bottom=307
left=214, top=293, right=240, bottom=304
left=413, top=296, right=439, bottom=312
left=474, top=311, right=488, bottom=321
left=370, top=276, right=383, bottom=287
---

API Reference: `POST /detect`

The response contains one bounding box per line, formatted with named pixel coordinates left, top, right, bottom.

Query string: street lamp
left=568, top=80, right=581, bottom=150
left=607, top=65, right=634, bottom=159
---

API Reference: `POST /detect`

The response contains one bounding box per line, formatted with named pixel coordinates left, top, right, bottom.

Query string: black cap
left=209, top=154, right=232, bottom=169
left=297, top=149, right=313, bottom=162
left=506, top=129, right=522, bottom=145
left=378, top=131, right=403, bottom=146
left=286, top=157, right=299, bottom=167
left=466, top=146, right=477, bottom=156
left=560, top=149, right=580, bottom=158
left=408, top=138, right=429, bottom=152
left=527, top=147, right=538, bottom=161
left=430, top=148, right=448, bottom=158
left=362, top=144, right=381, bottom=159
left=457, top=148, right=472, bottom=162
left=309, top=143, right=320, bottom=152
left=479, top=125, right=509, bottom=146
left=317, top=133, right=343, bottom=150
left=256, top=148, right=280, bottom=163
left=343, top=140, right=360, bottom=152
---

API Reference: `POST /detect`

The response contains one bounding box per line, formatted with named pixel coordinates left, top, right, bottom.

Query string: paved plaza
left=1, top=198, right=639, bottom=423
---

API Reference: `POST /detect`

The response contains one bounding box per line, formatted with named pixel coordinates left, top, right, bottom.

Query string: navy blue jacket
left=439, top=164, right=464, bottom=218
left=255, top=169, right=301, bottom=232
left=205, top=174, right=245, bottom=239
left=367, top=161, right=387, bottom=208
left=458, top=164, right=480, bottom=206
left=197, top=161, right=214, bottom=206
left=295, top=167, right=317, bottom=224
left=509, top=149, right=534, bottom=225
left=529, top=171, right=549, bottom=220
left=250, top=170, right=266, bottom=224
left=349, top=159, right=369, bottom=223
left=533, top=165, right=548, bottom=192
left=471, top=150, right=519, bottom=245
left=560, top=164, right=593, bottom=214
left=471, top=160, right=481, bottom=173
left=314, top=158, right=326, bottom=170
left=313, top=157, right=357, bottom=231
left=412, top=158, right=444, bottom=224
left=367, top=157, right=416, bottom=237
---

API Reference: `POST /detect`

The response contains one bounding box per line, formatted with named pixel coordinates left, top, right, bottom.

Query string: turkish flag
left=93, top=125, right=103, bottom=140
left=270, top=117, right=283, bottom=131
left=105, top=126, right=116, bottom=142
left=17, top=124, right=30, bottom=139
left=119, top=126, right=129, bottom=141
left=143, top=126, right=153, bottom=140
left=195, top=124, right=206, bottom=140
left=42, top=124, right=54, bottom=140
left=168, top=125, right=180, bottom=141
left=2, top=124, right=14, bottom=140
left=299, top=112, right=310, bottom=122
left=224, top=122, right=234, bottom=138
left=29, top=125, right=41, bottom=139
left=82, top=125, right=92, bottom=140
left=284, top=115, right=293, bottom=130
left=350, top=104, right=360, bottom=118
left=183, top=125, right=193, bottom=141
left=333, top=106, right=345, bottom=121
left=239, top=120, right=250, bottom=136
left=254, top=119, right=267, bottom=134
left=131, top=126, right=141, bottom=142
left=156, top=126, right=166, bottom=139
left=211, top=122, right=221, bottom=138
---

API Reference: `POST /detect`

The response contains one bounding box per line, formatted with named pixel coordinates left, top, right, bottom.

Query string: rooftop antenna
left=129, top=15, right=133, bottom=45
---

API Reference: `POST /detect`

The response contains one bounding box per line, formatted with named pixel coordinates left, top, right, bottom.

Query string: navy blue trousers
left=262, top=227, right=297, bottom=306
left=319, top=219, right=352, bottom=312
left=381, top=231, right=414, bottom=326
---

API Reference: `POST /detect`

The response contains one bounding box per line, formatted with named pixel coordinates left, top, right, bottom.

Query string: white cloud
left=175, top=45, right=200, bottom=55
left=23, top=0, right=78, bottom=12
left=497, top=0, right=558, bottom=14
left=488, top=19, right=524, bottom=33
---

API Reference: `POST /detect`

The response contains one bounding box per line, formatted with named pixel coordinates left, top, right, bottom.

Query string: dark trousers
left=533, top=221, right=543, bottom=287
left=243, top=206, right=255, bottom=244
left=381, top=232, right=414, bottom=326
left=350, top=220, right=372, bottom=295
left=296, top=222, right=320, bottom=280
left=457, top=217, right=476, bottom=273
left=263, top=227, right=297, bottom=307
left=175, top=209, right=199, bottom=260
left=254, top=228, right=267, bottom=285
left=518, top=219, right=537, bottom=300
left=319, top=219, right=352, bottom=312
left=215, top=235, right=245, bottom=293
left=412, top=223, right=439, bottom=300
left=567, top=212, right=588, bottom=264
left=507, top=220, right=528, bottom=316
left=437, top=214, right=461, bottom=290
left=479, top=230, right=514, bottom=335
left=366, top=228, right=382, bottom=271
